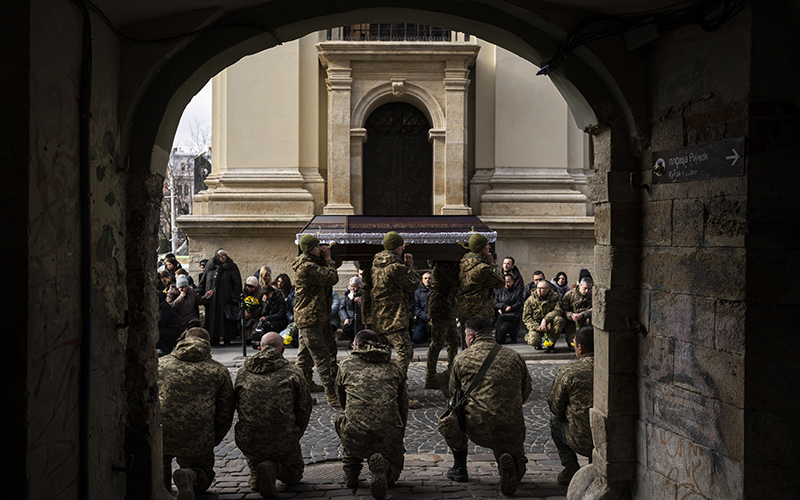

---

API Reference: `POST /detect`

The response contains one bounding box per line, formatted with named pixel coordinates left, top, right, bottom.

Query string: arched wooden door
left=363, top=102, right=432, bottom=216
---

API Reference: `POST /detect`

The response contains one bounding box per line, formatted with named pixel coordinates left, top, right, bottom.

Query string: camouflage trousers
left=443, top=427, right=528, bottom=481
left=335, top=413, right=404, bottom=484
left=550, top=415, right=593, bottom=465
left=162, top=451, right=215, bottom=493
left=244, top=456, right=302, bottom=487
left=426, top=318, right=459, bottom=383
left=563, top=318, right=590, bottom=350
left=524, top=316, right=565, bottom=348
left=379, top=328, right=413, bottom=374
left=296, top=322, right=338, bottom=398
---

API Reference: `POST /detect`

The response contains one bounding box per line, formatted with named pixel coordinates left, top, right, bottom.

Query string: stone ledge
left=479, top=216, right=595, bottom=237
left=178, top=215, right=313, bottom=236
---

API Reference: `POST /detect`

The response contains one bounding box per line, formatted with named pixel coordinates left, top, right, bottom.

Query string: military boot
left=557, top=461, right=580, bottom=486
left=172, top=468, right=198, bottom=500
left=446, top=449, right=469, bottom=482
left=326, top=393, right=340, bottom=407
left=424, top=375, right=440, bottom=389
left=345, top=472, right=360, bottom=488
left=163, top=463, right=173, bottom=492
left=307, top=379, right=325, bottom=392
left=257, top=460, right=279, bottom=498
left=368, top=453, right=388, bottom=499
left=498, top=453, right=519, bottom=495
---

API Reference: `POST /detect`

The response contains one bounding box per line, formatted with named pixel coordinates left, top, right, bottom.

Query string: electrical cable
left=537, top=0, right=750, bottom=75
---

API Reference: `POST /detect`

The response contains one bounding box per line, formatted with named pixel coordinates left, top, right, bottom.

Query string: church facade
left=180, top=27, right=595, bottom=282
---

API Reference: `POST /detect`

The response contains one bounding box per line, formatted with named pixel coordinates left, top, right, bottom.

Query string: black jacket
left=413, top=284, right=433, bottom=322
left=258, top=291, right=288, bottom=332
left=494, top=286, right=524, bottom=318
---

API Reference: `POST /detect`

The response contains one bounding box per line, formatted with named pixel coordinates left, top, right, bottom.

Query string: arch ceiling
left=120, top=0, right=641, bottom=167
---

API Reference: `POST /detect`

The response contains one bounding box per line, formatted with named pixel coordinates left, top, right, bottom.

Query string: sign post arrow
left=651, top=137, right=746, bottom=184
left=725, top=149, right=740, bottom=166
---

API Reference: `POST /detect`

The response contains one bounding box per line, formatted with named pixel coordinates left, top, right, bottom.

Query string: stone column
left=428, top=128, right=446, bottom=214
left=350, top=128, right=367, bottom=214
left=323, top=62, right=354, bottom=215
left=582, top=121, right=640, bottom=498
left=442, top=65, right=472, bottom=215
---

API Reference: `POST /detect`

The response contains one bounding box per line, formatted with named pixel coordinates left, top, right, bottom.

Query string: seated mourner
left=493, top=273, right=524, bottom=344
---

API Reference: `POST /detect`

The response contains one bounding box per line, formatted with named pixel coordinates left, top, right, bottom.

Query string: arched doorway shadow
left=123, top=2, right=642, bottom=497
left=363, top=102, right=433, bottom=216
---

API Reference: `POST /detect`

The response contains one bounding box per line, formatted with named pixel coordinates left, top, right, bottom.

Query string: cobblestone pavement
left=169, top=355, right=589, bottom=499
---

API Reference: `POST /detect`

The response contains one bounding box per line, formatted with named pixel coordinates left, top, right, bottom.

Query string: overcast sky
left=172, top=80, right=212, bottom=153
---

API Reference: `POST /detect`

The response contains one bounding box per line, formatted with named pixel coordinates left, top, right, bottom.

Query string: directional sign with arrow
left=651, top=137, right=746, bottom=184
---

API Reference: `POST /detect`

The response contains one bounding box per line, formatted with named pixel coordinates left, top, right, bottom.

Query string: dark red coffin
left=295, top=215, right=496, bottom=261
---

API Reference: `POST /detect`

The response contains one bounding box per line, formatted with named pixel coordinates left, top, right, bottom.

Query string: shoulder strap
left=464, top=343, right=502, bottom=397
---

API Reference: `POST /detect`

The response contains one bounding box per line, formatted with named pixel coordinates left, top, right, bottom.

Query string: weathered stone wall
left=633, top=11, right=751, bottom=500
left=26, top=0, right=129, bottom=498
left=2, top=1, right=30, bottom=499
left=743, top=0, right=800, bottom=496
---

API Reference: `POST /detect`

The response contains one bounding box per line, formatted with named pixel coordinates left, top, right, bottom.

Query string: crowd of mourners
left=156, top=235, right=595, bottom=500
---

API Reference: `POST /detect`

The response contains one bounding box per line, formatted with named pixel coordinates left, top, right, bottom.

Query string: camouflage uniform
left=335, top=340, right=409, bottom=484
left=521, top=289, right=565, bottom=348
left=561, top=288, right=592, bottom=349
left=234, top=346, right=313, bottom=487
left=158, top=336, right=235, bottom=492
left=426, top=261, right=460, bottom=384
left=292, top=253, right=339, bottom=399
left=369, top=250, right=421, bottom=373
left=457, top=253, right=505, bottom=323
left=443, top=335, right=532, bottom=480
left=547, top=353, right=594, bottom=463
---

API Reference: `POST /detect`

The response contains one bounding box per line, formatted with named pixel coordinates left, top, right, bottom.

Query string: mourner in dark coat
left=198, top=249, right=243, bottom=345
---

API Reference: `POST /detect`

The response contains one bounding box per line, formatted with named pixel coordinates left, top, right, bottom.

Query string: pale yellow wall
left=221, top=40, right=301, bottom=168
left=299, top=34, right=320, bottom=169
left=494, top=46, right=569, bottom=168
left=474, top=39, right=496, bottom=170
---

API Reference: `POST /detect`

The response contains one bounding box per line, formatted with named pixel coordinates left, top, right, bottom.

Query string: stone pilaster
left=442, top=65, right=472, bottom=214
left=350, top=128, right=367, bottom=214
left=429, top=128, right=447, bottom=214
left=324, top=62, right=354, bottom=214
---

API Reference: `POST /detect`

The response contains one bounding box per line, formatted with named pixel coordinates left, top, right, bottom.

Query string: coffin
left=295, top=215, right=496, bottom=261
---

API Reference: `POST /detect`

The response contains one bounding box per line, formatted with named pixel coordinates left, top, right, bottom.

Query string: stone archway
left=122, top=3, right=641, bottom=498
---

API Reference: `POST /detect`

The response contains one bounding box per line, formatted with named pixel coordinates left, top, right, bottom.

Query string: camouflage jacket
left=428, top=260, right=459, bottom=321
left=234, top=346, right=312, bottom=469
left=522, top=289, right=564, bottom=331
left=457, top=253, right=505, bottom=322
left=547, top=353, right=594, bottom=457
left=561, top=288, right=593, bottom=328
left=158, top=336, right=235, bottom=457
left=336, top=341, right=408, bottom=458
left=292, top=254, right=339, bottom=328
left=449, top=335, right=532, bottom=447
left=369, top=251, right=420, bottom=332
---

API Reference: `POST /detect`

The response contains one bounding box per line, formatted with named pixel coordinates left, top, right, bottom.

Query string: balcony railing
left=321, top=24, right=471, bottom=42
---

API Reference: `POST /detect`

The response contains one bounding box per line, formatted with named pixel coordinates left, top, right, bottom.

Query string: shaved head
left=260, top=332, right=285, bottom=353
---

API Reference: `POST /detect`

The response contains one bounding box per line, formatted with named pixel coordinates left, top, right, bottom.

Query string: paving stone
left=203, top=359, right=566, bottom=498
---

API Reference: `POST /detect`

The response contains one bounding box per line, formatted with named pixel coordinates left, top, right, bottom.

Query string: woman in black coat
left=250, top=286, right=288, bottom=348
left=198, top=249, right=242, bottom=345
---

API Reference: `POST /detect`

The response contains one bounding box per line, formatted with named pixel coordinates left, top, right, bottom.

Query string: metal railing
left=321, top=24, right=471, bottom=42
